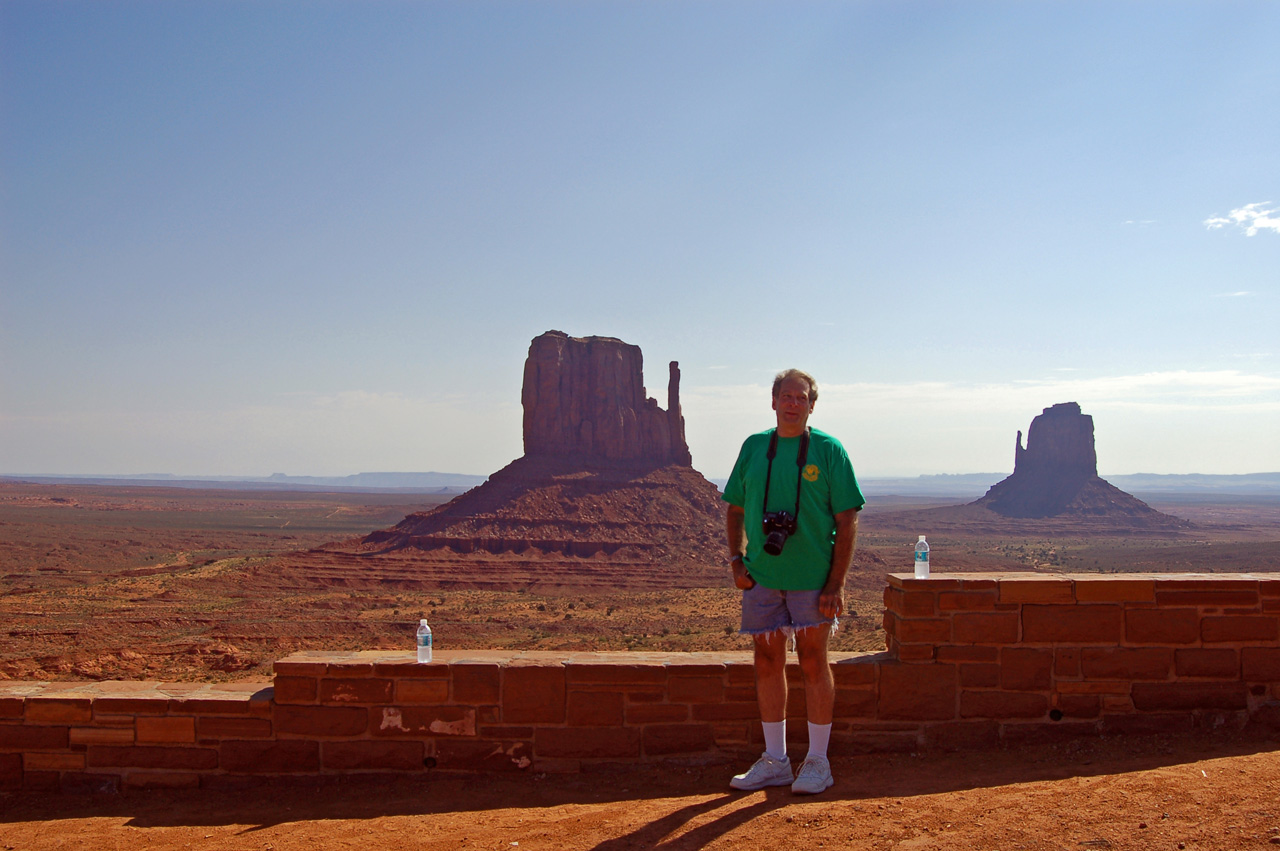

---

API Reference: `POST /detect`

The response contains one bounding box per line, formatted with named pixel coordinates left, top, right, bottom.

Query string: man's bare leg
left=790, top=623, right=836, bottom=793
left=794, top=623, right=834, bottom=724
left=729, top=630, right=795, bottom=790
left=753, top=630, right=789, bottom=722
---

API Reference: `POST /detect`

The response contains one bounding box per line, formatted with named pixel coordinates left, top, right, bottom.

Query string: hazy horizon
left=7, top=469, right=1280, bottom=485
left=4, top=2, right=1277, bottom=480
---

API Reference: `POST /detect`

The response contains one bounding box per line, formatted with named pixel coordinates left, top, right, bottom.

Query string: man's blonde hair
left=772, top=369, right=818, bottom=404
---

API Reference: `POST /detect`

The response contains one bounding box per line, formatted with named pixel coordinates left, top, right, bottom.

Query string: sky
left=2, top=1, right=1277, bottom=480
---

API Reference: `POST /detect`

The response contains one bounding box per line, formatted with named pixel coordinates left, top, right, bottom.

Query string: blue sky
left=2, top=1, right=1277, bottom=479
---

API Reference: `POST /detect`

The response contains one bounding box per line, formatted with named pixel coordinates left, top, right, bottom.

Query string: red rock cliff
left=521, top=330, right=691, bottom=466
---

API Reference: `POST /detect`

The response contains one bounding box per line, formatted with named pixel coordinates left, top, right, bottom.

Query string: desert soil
left=3, top=731, right=1279, bottom=849
left=4, top=484, right=1278, bottom=684
left=3, top=482, right=1279, bottom=848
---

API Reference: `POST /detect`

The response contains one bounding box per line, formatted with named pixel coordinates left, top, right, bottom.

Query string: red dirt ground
left=3, top=730, right=1279, bottom=849
left=4, top=483, right=1279, bottom=848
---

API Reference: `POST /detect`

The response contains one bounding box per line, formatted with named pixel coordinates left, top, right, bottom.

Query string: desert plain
left=2, top=480, right=1278, bottom=683
left=2, top=479, right=1280, bottom=849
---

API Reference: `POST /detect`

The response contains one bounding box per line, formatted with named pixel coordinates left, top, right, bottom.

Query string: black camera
left=761, top=510, right=797, bottom=556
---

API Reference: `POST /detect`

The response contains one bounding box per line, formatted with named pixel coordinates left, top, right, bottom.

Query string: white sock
left=806, top=722, right=832, bottom=760
left=762, top=720, right=787, bottom=760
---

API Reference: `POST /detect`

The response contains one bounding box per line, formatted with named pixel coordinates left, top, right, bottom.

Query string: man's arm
left=819, top=507, right=859, bottom=618
left=725, top=504, right=755, bottom=590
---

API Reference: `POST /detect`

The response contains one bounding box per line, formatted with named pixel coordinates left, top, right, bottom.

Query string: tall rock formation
left=521, top=331, right=691, bottom=466
left=1013, top=402, right=1097, bottom=484
left=307, top=331, right=723, bottom=591
left=974, top=402, right=1179, bottom=522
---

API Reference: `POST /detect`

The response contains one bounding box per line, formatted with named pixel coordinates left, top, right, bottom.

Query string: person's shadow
left=589, top=790, right=785, bottom=850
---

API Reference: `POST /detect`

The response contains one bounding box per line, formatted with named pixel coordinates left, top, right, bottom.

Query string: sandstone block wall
left=2, top=574, right=1278, bottom=791
left=883, top=573, right=1280, bottom=744
left=0, top=682, right=273, bottom=793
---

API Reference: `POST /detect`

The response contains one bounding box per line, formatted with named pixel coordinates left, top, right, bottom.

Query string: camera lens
left=763, top=530, right=788, bottom=556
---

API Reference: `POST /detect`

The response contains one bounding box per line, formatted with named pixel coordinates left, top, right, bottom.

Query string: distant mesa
left=863, top=401, right=1192, bottom=537
left=299, top=331, right=735, bottom=592
left=972, top=402, right=1187, bottom=525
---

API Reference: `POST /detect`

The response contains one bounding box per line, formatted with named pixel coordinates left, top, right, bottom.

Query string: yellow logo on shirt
left=803, top=464, right=820, bottom=482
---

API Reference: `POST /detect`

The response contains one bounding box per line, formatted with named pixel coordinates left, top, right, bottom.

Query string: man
left=722, top=369, right=864, bottom=795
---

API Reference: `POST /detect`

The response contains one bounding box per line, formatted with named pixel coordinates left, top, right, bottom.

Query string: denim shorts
left=740, top=583, right=837, bottom=637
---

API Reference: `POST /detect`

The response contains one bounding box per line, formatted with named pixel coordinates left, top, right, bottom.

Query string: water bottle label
left=417, top=634, right=432, bottom=648
left=914, top=552, right=928, bottom=562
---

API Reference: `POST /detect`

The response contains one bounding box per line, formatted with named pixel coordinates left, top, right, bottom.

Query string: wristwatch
left=727, top=554, right=744, bottom=567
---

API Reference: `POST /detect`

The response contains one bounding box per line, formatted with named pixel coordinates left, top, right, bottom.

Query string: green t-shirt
left=722, top=426, right=865, bottom=591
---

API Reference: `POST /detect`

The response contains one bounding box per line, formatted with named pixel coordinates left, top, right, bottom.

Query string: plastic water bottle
left=416, top=618, right=433, bottom=663
left=914, top=536, right=930, bottom=579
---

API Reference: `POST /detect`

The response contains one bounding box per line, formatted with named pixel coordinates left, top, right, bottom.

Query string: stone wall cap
left=889, top=571, right=1280, bottom=583
left=0, top=680, right=270, bottom=701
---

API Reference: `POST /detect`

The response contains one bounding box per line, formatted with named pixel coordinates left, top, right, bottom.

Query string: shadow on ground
left=4, top=729, right=1278, bottom=836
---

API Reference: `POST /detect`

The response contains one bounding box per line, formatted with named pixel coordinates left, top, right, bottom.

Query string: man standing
left=723, top=369, right=864, bottom=795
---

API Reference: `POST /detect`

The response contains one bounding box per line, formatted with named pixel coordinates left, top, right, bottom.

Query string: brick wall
left=3, top=573, right=1278, bottom=790
left=883, top=572, right=1280, bottom=747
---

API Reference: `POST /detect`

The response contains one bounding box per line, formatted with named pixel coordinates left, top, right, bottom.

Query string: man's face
left=772, top=376, right=814, bottom=437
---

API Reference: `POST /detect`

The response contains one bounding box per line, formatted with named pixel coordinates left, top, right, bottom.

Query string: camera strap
left=763, top=427, right=810, bottom=523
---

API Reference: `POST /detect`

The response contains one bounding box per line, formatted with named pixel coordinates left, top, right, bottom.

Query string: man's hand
left=819, top=507, right=858, bottom=620
left=731, top=557, right=756, bottom=590
left=818, top=587, right=844, bottom=619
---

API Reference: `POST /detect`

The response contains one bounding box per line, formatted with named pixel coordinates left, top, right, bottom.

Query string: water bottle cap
left=917, top=535, right=927, bottom=542
left=419, top=619, right=429, bottom=626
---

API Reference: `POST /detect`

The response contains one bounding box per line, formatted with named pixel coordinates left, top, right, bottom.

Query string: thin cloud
left=1215, top=291, right=1254, bottom=298
left=689, top=370, right=1280, bottom=420
left=682, top=369, right=1280, bottom=477
left=1204, top=202, right=1280, bottom=236
left=848, top=372, right=1280, bottom=411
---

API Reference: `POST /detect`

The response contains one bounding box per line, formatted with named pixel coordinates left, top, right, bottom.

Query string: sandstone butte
left=973, top=402, right=1188, bottom=526
left=788, top=402, right=1193, bottom=540
left=290, top=331, right=749, bottom=593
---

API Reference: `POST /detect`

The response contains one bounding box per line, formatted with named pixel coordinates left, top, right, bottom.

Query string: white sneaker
left=791, top=755, right=834, bottom=795
left=729, top=752, right=793, bottom=791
